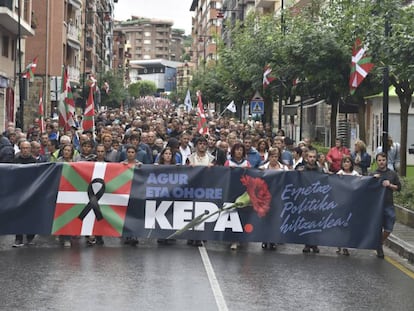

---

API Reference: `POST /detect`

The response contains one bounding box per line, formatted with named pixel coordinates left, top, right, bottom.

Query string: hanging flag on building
left=82, top=85, right=95, bottom=132
left=350, top=39, right=374, bottom=95
left=22, top=57, right=38, bottom=79
left=225, top=100, right=237, bottom=113
left=196, top=91, right=208, bottom=135
left=184, top=89, right=192, bottom=112
left=102, top=81, right=110, bottom=94
left=38, top=90, right=45, bottom=133
left=58, top=66, right=76, bottom=131
left=263, top=65, right=276, bottom=88
left=88, top=74, right=97, bottom=89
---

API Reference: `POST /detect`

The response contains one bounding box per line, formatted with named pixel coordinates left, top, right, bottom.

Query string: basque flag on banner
left=52, top=162, right=134, bottom=236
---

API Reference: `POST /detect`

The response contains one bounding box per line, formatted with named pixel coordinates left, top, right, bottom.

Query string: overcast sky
left=114, top=0, right=194, bottom=35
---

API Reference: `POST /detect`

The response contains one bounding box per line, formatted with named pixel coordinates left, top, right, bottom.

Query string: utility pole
left=382, top=10, right=390, bottom=154
left=278, top=0, right=285, bottom=130
left=18, top=1, right=24, bottom=130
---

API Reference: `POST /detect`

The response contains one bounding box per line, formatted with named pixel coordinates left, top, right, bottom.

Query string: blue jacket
left=246, top=147, right=262, bottom=168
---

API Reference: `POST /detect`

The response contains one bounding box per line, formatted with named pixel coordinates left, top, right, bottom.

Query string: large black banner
left=0, top=162, right=385, bottom=249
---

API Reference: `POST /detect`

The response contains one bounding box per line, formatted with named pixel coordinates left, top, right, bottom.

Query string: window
left=144, top=32, right=151, bottom=37
left=143, top=39, right=151, bottom=45
left=11, top=39, right=15, bottom=61
left=2, top=36, right=9, bottom=58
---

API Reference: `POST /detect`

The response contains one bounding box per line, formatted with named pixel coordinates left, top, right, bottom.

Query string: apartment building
left=0, top=0, right=34, bottom=130
left=189, top=0, right=223, bottom=68
left=114, top=16, right=177, bottom=61
left=22, top=0, right=114, bottom=123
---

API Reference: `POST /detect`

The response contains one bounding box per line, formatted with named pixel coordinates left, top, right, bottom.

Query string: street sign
left=250, top=100, right=264, bottom=115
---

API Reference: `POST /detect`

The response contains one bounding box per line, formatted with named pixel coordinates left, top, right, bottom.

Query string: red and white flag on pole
left=263, top=65, right=276, bottom=88
left=38, top=90, right=45, bottom=133
left=58, top=66, right=76, bottom=131
left=350, top=39, right=374, bottom=95
left=196, top=90, right=208, bottom=135
left=22, top=57, right=38, bottom=79
left=82, top=86, right=95, bottom=132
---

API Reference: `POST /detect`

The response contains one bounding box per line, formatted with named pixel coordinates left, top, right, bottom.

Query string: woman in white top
left=336, top=155, right=360, bottom=256
left=259, top=147, right=289, bottom=250
left=224, top=142, right=250, bottom=250
left=224, top=142, right=251, bottom=168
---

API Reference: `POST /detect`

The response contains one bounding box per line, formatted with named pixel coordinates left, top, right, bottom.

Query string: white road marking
left=198, top=245, right=229, bottom=311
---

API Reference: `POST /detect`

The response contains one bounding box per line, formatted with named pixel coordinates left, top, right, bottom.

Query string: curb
left=386, top=234, right=414, bottom=264
left=395, top=205, right=414, bottom=227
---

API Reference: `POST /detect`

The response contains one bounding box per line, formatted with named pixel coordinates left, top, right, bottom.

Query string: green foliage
left=312, top=142, right=329, bottom=156
left=128, top=80, right=157, bottom=98
left=100, top=71, right=128, bottom=109
left=395, top=175, right=414, bottom=211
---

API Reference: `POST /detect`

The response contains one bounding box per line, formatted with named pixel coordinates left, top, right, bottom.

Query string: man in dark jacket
left=0, top=135, right=15, bottom=163
left=371, top=152, right=401, bottom=258
left=298, top=149, right=323, bottom=254
left=13, top=141, right=37, bottom=247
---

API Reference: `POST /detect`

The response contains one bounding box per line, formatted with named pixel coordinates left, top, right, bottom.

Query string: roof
left=130, top=59, right=184, bottom=69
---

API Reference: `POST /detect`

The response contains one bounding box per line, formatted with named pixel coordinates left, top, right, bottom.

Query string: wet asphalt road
left=0, top=236, right=413, bottom=311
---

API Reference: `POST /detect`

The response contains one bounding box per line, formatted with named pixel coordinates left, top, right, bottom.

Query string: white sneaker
left=63, top=241, right=71, bottom=248
left=230, top=243, right=238, bottom=250
left=12, top=241, right=24, bottom=248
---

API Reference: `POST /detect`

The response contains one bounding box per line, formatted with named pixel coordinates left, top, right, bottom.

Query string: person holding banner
left=259, top=147, right=289, bottom=250
left=225, top=142, right=251, bottom=250
left=56, top=144, right=76, bottom=248
left=187, top=136, right=214, bottom=247
left=371, top=152, right=401, bottom=258
left=298, top=149, right=323, bottom=254
left=155, top=147, right=177, bottom=245
left=12, top=141, right=37, bottom=247
left=336, top=156, right=361, bottom=256
left=122, top=145, right=142, bottom=246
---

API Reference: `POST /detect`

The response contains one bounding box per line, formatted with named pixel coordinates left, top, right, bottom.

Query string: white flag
left=226, top=100, right=236, bottom=113
left=184, top=89, right=192, bottom=112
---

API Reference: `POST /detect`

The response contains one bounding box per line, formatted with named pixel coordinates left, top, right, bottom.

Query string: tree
left=128, top=80, right=157, bottom=98
left=100, top=70, right=128, bottom=109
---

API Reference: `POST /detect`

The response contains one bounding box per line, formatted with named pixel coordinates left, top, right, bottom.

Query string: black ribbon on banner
left=78, top=178, right=105, bottom=221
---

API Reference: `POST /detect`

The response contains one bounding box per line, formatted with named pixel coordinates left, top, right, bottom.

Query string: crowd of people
left=0, top=99, right=400, bottom=257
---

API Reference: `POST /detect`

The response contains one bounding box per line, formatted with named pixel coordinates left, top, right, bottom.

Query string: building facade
left=189, top=0, right=222, bottom=68
left=129, top=59, right=184, bottom=93
left=0, top=0, right=34, bottom=130
left=114, top=16, right=181, bottom=61
left=22, top=0, right=114, bottom=125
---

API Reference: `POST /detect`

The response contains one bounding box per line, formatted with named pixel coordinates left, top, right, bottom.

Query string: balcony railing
left=67, top=65, right=80, bottom=83
left=67, top=23, right=80, bottom=42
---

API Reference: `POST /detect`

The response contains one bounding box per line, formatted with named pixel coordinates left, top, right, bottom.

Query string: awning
left=67, top=39, right=81, bottom=50
left=282, top=99, right=325, bottom=116
left=364, top=86, right=398, bottom=99
left=68, top=0, right=82, bottom=10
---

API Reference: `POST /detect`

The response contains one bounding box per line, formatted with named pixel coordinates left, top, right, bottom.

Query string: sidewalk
left=385, top=222, right=414, bottom=264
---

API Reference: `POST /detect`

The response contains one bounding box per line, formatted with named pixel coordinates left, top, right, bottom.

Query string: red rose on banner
left=168, top=174, right=272, bottom=239
left=240, top=175, right=272, bottom=217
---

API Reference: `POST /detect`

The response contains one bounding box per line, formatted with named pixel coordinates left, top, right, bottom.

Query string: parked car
left=409, top=144, right=414, bottom=154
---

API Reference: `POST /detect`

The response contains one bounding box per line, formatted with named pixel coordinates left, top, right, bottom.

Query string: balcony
left=67, top=65, right=80, bottom=84
left=67, top=23, right=81, bottom=49
left=0, top=0, right=34, bottom=36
